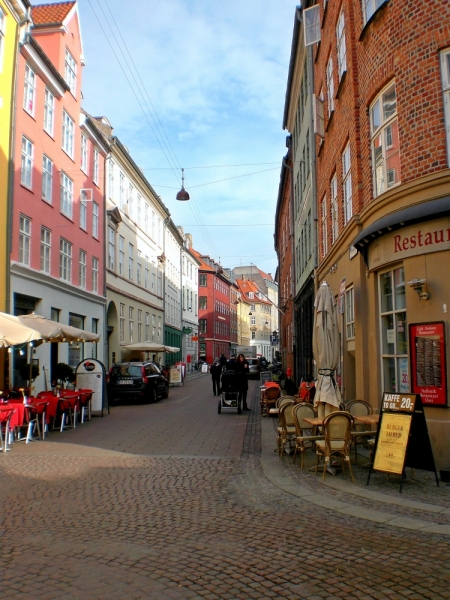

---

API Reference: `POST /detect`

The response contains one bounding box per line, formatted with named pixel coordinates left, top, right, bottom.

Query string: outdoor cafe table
left=353, top=414, right=380, bottom=426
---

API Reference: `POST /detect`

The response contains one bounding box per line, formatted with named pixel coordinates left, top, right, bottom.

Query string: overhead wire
left=87, top=0, right=218, bottom=256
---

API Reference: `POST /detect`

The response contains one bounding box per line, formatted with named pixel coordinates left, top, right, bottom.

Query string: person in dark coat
left=234, top=353, right=250, bottom=411
left=210, top=359, right=222, bottom=396
left=219, top=354, right=227, bottom=370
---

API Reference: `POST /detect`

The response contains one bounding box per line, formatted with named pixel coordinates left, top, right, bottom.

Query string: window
left=199, top=319, right=207, bottom=334
left=81, top=134, right=88, bottom=173
left=199, top=274, right=207, bottom=286
left=346, top=287, right=355, bottom=339
left=250, top=304, right=256, bottom=311
left=42, top=155, right=52, bottom=203
left=199, top=296, right=207, bottom=310
left=303, top=4, right=321, bottom=46
left=119, top=172, right=125, bottom=209
left=251, top=331, right=256, bottom=340
left=248, top=292, right=254, bottom=299
left=80, top=190, right=88, bottom=230
left=92, top=318, right=98, bottom=358
left=92, top=257, right=98, bottom=293
left=68, top=313, right=84, bottom=368
left=145, top=312, right=150, bottom=340
left=145, top=257, right=149, bottom=289
left=118, top=236, right=124, bottom=275
left=62, top=111, right=74, bottom=158
left=336, top=10, right=347, bottom=80
left=44, top=88, right=54, bottom=136
left=128, top=243, right=133, bottom=280
left=379, top=267, right=408, bottom=393
left=79, top=249, right=86, bottom=288
left=40, top=227, right=51, bottom=273
left=108, top=226, right=115, bottom=270
left=129, top=306, right=134, bottom=342
left=59, top=238, right=72, bottom=282
left=64, top=48, right=76, bottom=95
left=119, top=304, right=125, bottom=342
left=250, top=316, right=256, bottom=326
left=441, top=50, right=450, bottom=165
left=23, top=64, right=36, bottom=116
left=60, top=172, right=73, bottom=218
left=321, top=196, right=328, bottom=257
left=331, top=174, right=339, bottom=242
left=21, top=137, right=33, bottom=188
left=371, top=83, right=400, bottom=197
left=93, top=149, right=99, bottom=185
left=326, top=56, right=334, bottom=115
left=342, top=144, right=352, bottom=224
left=363, top=0, right=388, bottom=24
left=19, top=215, right=31, bottom=265
left=92, top=202, right=99, bottom=238
left=137, top=310, right=142, bottom=343
left=137, top=251, right=142, bottom=285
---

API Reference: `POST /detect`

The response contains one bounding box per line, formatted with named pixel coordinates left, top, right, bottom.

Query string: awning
left=0, top=312, right=100, bottom=343
left=352, top=196, right=450, bottom=261
left=0, top=312, right=43, bottom=347
left=122, top=342, right=180, bottom=353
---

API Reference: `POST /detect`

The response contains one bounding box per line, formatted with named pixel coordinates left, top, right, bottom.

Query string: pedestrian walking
left=234, top=353, right=250, bottom=411
left=210, top=358, right=222, bottom=396
left=219, top=353, right=227, bottom=370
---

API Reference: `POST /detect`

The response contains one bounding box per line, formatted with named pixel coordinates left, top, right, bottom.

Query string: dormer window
left=65, top=48, right=77, bottom=95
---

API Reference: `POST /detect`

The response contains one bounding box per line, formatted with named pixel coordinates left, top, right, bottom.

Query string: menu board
left=409, top=322, right=447, bottom=406
left=373, top=413, right=413, bottom=474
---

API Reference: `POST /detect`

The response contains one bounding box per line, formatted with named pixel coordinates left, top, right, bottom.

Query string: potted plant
left=54, top=362, right=74, bottom=388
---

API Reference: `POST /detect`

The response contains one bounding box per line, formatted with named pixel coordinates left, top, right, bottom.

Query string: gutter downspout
left=282, top=155, right=296, bottom=382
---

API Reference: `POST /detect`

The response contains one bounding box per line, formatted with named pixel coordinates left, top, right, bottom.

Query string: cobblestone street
left=1, top=375, right=449, bottom=599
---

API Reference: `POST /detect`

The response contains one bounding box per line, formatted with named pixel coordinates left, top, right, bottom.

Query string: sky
left=76, top=0, right=297, bottom=278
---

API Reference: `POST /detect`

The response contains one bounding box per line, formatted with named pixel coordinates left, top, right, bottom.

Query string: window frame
left=19, top=215, right=31, bottom=265
left=64, top=48, right=77, bottom=95
left=93, top=149, right=100, bottom=186
left=336, top=10, right=347, bottom=80
left=60, top=171, right=74, bottom=219
left=92, top=257, right=99, bottom=293
left=345, top=287, right=355, bottom=339
left=59, top=237, right=72, bottom=282
left=80, top=134, right=88, bottom=173
left=342, top=143, right=352, bottom=224
left=40, top=226, right=51, bottom=273
left=42, top=154, right=53, bottom=203
left=21, top=136, right=33, bottom=189
left=43, top=87, right=55, bottom=136
left=326, top=55, right=335, bottom=116
left=79, top=249, right=87, bottom=289
left=441, top=49, right=450, bottom=166
left=331, top=174, right=339, bottom=243
left=23, top=64, right=36, bottom=116
left=62, top=110, right=75, bottom=159
left=92, top=202, right=99, bottom=238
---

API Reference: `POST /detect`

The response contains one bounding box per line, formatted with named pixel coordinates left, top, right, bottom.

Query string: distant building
left=179, top=231, right=200, bottom=373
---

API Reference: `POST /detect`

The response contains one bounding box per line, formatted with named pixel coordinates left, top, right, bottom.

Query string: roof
left=236, top=279, right=271, bottom=305
left=190, top=248, right=216, bottom=273
left=258, top=268, right=273, bottom=282
left=31, top=2, right=75, bottom=26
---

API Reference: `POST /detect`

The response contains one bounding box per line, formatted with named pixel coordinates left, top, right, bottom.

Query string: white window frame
left=93, top=149, right=100, bottom=185
left=363, top=0, right=388, bottom=25
left=303, top=5, right=321, bottom=46
left=370, top=82, right=400, bottom=197
left=321, top=195, right=328, bottom=258
left=137, top=250, right=142, bottom=285
left=128, top=243, right=134, bottom=280
left=326, top=56, right=335, bottom=115
left=92, top=202, right=99, bottom=239
left=42, top=155, right=53, bottom=203
left=19, top=215, right=31, bottom=265
left=81, top=134, right=88, bottom=173
left=60, top=172, right=73, bottom=219
left=345, top=287, right=355, bottom=339
left=21, top=136, right=33, bottom=189
left=331, top=174, right=339, bottom=243
left=118, top=236, right=124, bottom=276
left=64, top=48, right=77, bottom=95
left=342, top=144, right=352, bottom=224
left=62, top=110, right=74, bottom=158
left=79, top=249, right=87, bottom=288
left=92, top=257, right=99, bottom=293
left=80, top=190, right=88, bottom=231
left=44, top=87, right=54, bottom=136
left=441, top=49, right=450, bottom=166
left=60, top=238, right=72, bottom=282
left=40, top=227, right=51, bottom=273
left=108, top=226, right=115, bottom=270
left=336, top=10, right=347, bottom=80
left=23, top=64, right=36, bottom=116
left=119, top=304, right=125, bottom=342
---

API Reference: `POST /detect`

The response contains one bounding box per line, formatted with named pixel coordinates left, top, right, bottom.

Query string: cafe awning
left=0, top=312, right=100, bottom=343
left=122, top=342, right=180, bottom=353
left=0, top=312, right=43, bottom=347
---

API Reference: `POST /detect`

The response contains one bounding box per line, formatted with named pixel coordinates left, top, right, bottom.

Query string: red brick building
left=274, top=149, right=294, bottom=375
left=306, top=0, right=450, bottom=469
left=191, top=250, right=231, bottom=363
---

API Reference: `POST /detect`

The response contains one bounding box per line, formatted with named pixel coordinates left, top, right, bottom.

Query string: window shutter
left=313, top=94, right=325, bottom=138
left=303, top=5, right=321, bottom=47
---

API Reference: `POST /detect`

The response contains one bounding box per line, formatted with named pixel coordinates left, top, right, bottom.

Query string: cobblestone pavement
left=1, top=375, right=449, bottom=599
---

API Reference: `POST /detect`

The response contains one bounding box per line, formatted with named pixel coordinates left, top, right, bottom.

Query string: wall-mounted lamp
left=248, top=311, right=253, bottom=316
left=407, top=278, right=430, bottom=300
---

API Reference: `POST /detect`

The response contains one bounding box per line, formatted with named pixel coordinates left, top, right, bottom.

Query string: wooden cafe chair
left=315, top=411, right=355, bottom=481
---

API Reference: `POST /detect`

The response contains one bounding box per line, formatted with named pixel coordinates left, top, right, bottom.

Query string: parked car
left=247, top=358, right=261, bottom=379
left=107, top=361, right=169, bottom=405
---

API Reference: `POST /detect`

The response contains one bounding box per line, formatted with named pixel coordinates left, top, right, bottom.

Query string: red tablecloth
left=4, top=400, right=26, bottom=429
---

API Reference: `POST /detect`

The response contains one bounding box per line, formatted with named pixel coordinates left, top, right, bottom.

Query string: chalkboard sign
left=260, top=371, right=272, bottom=385
left=368, top=392, right=439, bottom=492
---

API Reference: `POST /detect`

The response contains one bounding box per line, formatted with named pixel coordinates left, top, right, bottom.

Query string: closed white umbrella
left=313, top=281, right=341, bottom=419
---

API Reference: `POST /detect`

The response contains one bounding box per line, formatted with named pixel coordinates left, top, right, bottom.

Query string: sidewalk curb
left=259, top=416, right=450, bottom=536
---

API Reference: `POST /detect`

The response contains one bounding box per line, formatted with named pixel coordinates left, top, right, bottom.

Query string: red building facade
left=192, top=250, right=231, bottom=363
left=9, top=1, right=108, bottom=388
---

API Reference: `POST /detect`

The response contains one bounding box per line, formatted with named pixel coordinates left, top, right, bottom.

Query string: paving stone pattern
left=0, top=375, right=449, bottom=599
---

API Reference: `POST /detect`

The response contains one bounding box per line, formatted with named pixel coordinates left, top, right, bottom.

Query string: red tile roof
left=190, top=248, right=216, bottom=273
left=31, top=2, right=75, bottom=26
left=258, top=268, right=273, bottom=281
left=236, top=279, right=271, bottom=304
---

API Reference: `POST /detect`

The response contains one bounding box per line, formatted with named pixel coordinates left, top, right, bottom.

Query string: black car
left=107, top=361, right=169, bottom=405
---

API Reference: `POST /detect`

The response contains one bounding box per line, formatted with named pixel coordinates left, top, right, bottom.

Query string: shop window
left=379, top=266, right=408, bottom=394
left=370, top=82, right=400, bottom=197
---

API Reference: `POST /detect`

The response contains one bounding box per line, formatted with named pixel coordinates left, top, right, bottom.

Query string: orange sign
left=191, top=336, right=199, bottom=341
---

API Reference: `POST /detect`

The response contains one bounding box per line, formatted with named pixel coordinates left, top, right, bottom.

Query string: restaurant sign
left=368, top=216, right=450, bottom=270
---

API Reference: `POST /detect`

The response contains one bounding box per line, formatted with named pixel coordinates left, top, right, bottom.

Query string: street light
left=176, top=168, right=190, bottom=201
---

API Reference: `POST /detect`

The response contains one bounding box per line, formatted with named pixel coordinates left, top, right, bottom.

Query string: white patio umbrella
left=313, top=281, right=342, bottom=419
left=0, top=312, right=43, bottom=347
left=122, top=341, right=180, bottom=353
